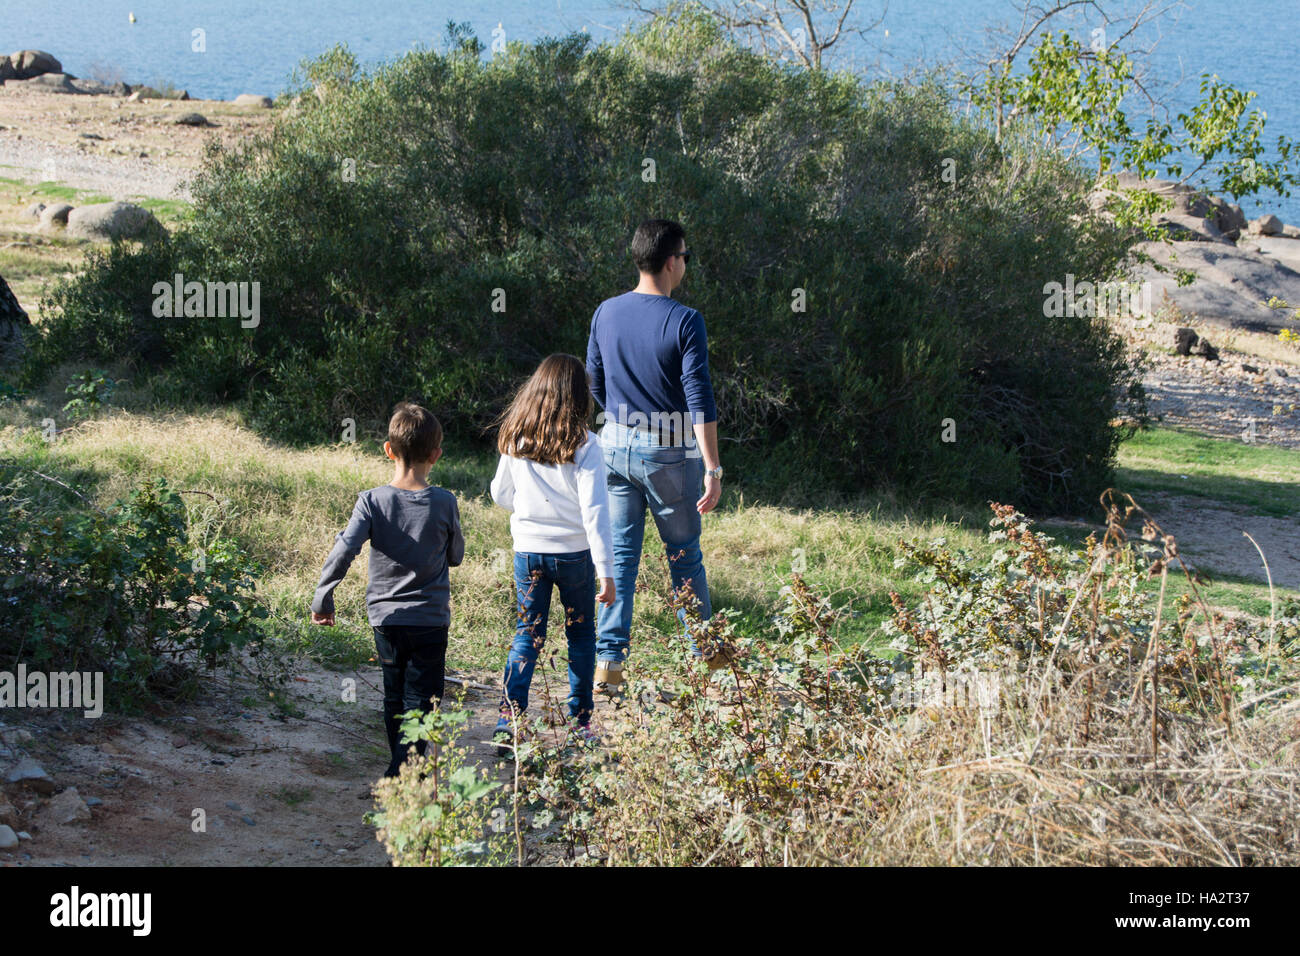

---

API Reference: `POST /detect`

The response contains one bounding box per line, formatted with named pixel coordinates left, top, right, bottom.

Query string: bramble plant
left=462, top=499, right=1299, bottom=867
left=369, top=705, right=507, bottom=866
left=62, top=369, right=118, bottom=419
left=0, top=471, right=267, bottom=707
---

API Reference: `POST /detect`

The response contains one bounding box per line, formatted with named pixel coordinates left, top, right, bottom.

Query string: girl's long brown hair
left=496, top=354, right=594, bottom=465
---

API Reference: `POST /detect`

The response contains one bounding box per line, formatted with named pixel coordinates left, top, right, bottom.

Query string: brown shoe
left=595, top=660, right=625, bottom=696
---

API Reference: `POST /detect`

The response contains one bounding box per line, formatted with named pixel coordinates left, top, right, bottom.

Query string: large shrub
left=27, top=11, right=1140, bottom=511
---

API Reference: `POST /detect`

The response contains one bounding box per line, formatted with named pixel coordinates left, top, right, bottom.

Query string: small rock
left=1242, top=363, right=1260, bottom=374
left=127, top=90, right=144, bottom=102
left=1248, top=213, right=1284, bottom=236
left=1190, top=337, right=1219, bottom=361
left=38, top=202, right=74, bottom=229
left=78, top=132, right=104, bottom=140
left=225, top=802, right=241, bottom=811
left=232, top=93, right=273, bottom=108
left=45, top=788, right=91, bottom=825
left=83, top=796, right=103, bottom=808
left=0, top=825, right=18, bottom=849
left=1272, top=367, right=1289, bottom=378
left=1173, top=327, right=1198, bottom=356
left=241, top=815, right=256, bottom=826
left=6, top=757, right=54, bottom=794
left=17, top=831, right=31, bottom=841
left=171, top=735, right=188, bottom=747
left=98, top=741, right=120, bottom=755
left=173, top=112, right=214, bottom=127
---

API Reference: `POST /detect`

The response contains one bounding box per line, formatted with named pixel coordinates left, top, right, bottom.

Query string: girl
left=490, top=354, right=614, bottom=749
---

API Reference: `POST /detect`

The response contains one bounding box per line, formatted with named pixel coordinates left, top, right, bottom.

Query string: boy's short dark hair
left=630, top=219, right=686, bottom=275
left=388, top=403, right=442, bottom=464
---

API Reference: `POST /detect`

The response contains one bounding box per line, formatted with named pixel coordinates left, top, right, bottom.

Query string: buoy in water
left=129, top=12, right=137, bottom=23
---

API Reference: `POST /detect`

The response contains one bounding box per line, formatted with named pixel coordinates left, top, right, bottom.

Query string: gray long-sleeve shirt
left=311, top=484, right=465, bottom=627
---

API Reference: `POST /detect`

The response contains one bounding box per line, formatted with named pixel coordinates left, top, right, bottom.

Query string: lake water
left=8, top=0, right=1299, bottom=220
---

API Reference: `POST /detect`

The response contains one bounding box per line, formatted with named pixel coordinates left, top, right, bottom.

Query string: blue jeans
left=596, top=422, right=712, bottom=664
left=502, top=550, right=597, bottom=724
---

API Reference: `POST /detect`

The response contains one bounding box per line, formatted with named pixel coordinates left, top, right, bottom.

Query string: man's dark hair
left=630, top=219, right=686, bottom=275
left=387, top=402, right=442, bottom=464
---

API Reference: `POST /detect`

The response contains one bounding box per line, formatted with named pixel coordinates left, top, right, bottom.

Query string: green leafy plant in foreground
left=0, top=471, right=267, bottom=707
left=370, top=705, right=506, bottom=866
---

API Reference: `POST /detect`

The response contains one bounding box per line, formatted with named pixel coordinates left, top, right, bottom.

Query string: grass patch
left=1116, top=426, right=1300, bottom=517
left=2, top=390, right=1288, bottom=684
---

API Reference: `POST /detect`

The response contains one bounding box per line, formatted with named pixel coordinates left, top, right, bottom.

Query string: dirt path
left=0, top=659, right=507, bottom=867
left=1141, top=492, right=1300, bottom=591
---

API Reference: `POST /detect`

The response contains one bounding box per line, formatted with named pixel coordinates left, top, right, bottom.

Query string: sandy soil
left=0, top=660, right=509, bottom=867
left=1143, top=492, right=1300, bottom=591
left=0, top=85, right=277, bottom=201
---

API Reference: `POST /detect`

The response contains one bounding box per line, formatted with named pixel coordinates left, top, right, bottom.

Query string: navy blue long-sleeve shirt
left=585, top=291, right=718, bottom=432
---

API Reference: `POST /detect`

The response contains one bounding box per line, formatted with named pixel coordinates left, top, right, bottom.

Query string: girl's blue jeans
left=502, top=549, right=597, bottom=725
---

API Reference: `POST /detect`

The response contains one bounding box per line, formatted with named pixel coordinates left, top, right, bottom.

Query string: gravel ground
left=0, top=132, right=189, bottom=200
left=1142, top=350, right=1300, bottom=448
left=0, top=84, right=276, bottom=202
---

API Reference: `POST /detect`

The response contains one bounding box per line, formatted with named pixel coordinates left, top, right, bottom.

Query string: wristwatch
left=706, top=466, right=724, bottom=481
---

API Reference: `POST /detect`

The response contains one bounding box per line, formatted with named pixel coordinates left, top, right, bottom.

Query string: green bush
left=25, top=11, right=1141, bottom=511
left=0, top=468, right=267, bottom=709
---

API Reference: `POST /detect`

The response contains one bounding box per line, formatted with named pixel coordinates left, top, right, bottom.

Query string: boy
left=310, top=402, right=465, bottom=778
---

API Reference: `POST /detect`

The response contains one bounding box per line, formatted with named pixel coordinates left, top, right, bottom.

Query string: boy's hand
left=311, top=611, right=335, bottom=627
left=596, top=578, right=615, bottom=607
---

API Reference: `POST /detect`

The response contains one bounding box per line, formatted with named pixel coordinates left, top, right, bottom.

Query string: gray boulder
left=15, top=72, right=84, bottom=94
left=65, top=201, right=163, bottom=241
left=1173, top=327, right=1198, bottom=355
left=1153, top=211, right=1232, bottom=244
left=38, top=202, right=74, bottom=229
left=5, top=756, right=53, bottom=794
left=0, top=825, right=18, bottom=849
left=1110, top=171, right=1213, bottom=217
left=1245, top=236, right=1300, bottom=273
left=232, top=93, right=273, bottom=108
left=1248, top=214, right=1284, bottom=236
left=1132, top=239, right=1300, bottom=333
left=1208, top=198, right=1247, bottom=240
left=9, top=50, right=62, bottom=80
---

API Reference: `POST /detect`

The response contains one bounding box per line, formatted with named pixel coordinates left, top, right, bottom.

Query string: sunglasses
left=672, top=250, right=693, bottom=264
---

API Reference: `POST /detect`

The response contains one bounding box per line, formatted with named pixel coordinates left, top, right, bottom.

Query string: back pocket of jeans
left=643, top=459, right=686, bottom=505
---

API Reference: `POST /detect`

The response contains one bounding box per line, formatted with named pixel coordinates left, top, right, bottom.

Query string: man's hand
left=596, top=577, right=616, bottom=607
left=311, top=611, right=335, bottom=627
left=697, top=474, right=721, bottom=515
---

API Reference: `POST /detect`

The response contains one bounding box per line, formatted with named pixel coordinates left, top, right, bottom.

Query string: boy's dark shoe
left=493, top=717, right=515, bottom=759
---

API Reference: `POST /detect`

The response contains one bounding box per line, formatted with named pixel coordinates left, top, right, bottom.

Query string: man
left=585, top=219, right=723, bottom=692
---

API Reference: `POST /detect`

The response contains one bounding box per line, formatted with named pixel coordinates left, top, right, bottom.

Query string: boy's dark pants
left=372, top=624, right=449, bottom=777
